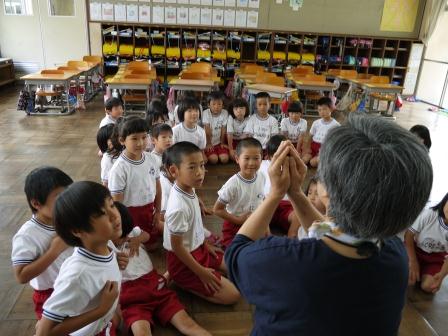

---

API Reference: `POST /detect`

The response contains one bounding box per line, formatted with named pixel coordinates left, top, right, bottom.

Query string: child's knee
left=420, top=276, right=435, bottom=293
left=310, top=157, right=319, bottom=167
left=219, top=154, right=229, bottom=164
left=208, top=155, right=218, bottom=164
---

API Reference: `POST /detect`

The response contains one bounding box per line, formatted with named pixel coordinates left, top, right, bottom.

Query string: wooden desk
left=246, top=84, right=297, bottom=99
left=294, top=80, right=337, bottom=92
left=359, top=83, right=404, bottom=118
left=107, top=77, right=153, bottom=114
left=0, top=58, right=15, bottom=87
left=168, top=79, right=215, bottom=92
left=21, top=72, right=79, bottom=115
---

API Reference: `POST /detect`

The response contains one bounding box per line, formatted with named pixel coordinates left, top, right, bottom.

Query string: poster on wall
left=223, top=9, right=235, bottom=26
left=178, top=0, right=189, bottom=3
left=246, top=10, right=258, bottom=27
left=153, top=6, right=165, bottom=23
left=200, top=7, right=212, bottom=25
left=90, top=2, right=102, bottom=20
left=127, top=4, right=139, bottom=22
left=189, top=7, right=200, bottom=24
left=201, top=0, right=212, bottom=5
left=213, top=0, right=225, bottom=6
left=212, top=8, right=224, bottom=26
left=235, top=9, right=246, bottom=26
left=102, top=3, right=114, bottom=21
left=139, top=5, right=151, bottom=23
left=165, top=7, right=177, bottom=24
left=190, top=0, right=201, bottom=4
left=225, top=0, right=236, bottom=6
left=153, top=0, right=164, bottom=3
left=114, top=4, right=126, bottom=21
left=248, top=0, right=259, bottom=8
left=177, top=7, right=189, bottom=24
left=237, top=0, right=248, bottom=7
left=166, top=0, right=177, bottom=3
left=380, top=0, right=419, bottom=32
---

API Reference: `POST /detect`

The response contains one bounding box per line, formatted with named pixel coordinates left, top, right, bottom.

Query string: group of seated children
left=13, top=88, right=447, bottom=336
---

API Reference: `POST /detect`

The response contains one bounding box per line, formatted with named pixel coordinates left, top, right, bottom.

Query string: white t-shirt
left=100, top=152, right=118, bottom=184
left=160, top=173, right=174, bottom=213
left=227, top=116, right=249, bottom=141
left=170, top=104, right=203, bottom=126
left=259, top=160, right=288, bottom=201
left=280, top=118, right=307, bottom=143
left=410, top=208, right=448, bottom=253
left=111, top=227, right=154, bottom=282
left=244, top=114, right=279, bottom=149
left=163, top=184, right=205, bottom=252
left=11, top=217, right=74, bottom=290
left=150, top=150, right=163, bottom=170
left=202, top=108, right=229, bottom=146
left=217, top=173, right=265, bottom=216
left=172, top=123, right=206, bottom=150
left=309, top=118, right=340, bottom=144
left=99, top=114, right=116, bottom=128
left=42, top=247, right=121, bottom=336
left=109, top=152, right=160, bottom=207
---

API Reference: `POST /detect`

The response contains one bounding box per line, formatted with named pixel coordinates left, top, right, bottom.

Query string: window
left=48, top=0, right=75, bottom=17
left=4, top=0, right=33, bottom=15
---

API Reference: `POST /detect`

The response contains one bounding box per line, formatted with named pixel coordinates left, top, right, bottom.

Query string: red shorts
left=415, top=244, right=448, bottom=276
left=120, top=270, right=184, bottom=329
left=167, top=244, right=223, bottom=297
left=221, top=220, right=240, bottom=250
left=269, top=200, right=294, bottom=232
left=205, top=144, right=229, bottom=157
left=96, top=320, right=116, bottom=336
left=33, top=288, right=53, bottom=319
left=310, top=141, right=321, bottom=157
left=127, top=203, right=160, bottom=247
left=231, top=139, right=241, bottom=151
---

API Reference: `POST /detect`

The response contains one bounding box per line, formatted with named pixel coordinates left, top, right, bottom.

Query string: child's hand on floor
left=430, top=272, right=445, bottom=293
left=116, top=251, right=129, bottom=270
left=99, top=280, right=119, bottom=314
left=198, top=267, right=221, bottom=294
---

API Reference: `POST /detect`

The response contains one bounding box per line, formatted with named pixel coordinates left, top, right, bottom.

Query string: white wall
left=0, top=0, right=90, bottom=75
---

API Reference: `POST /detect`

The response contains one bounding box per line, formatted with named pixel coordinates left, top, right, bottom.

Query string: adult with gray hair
left=225, top=113, right=433, bottom=336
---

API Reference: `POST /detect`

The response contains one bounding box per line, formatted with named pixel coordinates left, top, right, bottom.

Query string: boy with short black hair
left=11, top=166, right=74, bottom=320
left=244, top=92, right=279, bottom=153
left=302, top=97, right=340, bottom=167
left=163, top=142, right=240, bottom=304
left=151, top=123, right=173, bottom=170
left=100, top=97, right=124, bottom=128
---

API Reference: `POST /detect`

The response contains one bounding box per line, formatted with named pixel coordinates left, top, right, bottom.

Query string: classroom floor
left=0, top=85, right=447, bottom=336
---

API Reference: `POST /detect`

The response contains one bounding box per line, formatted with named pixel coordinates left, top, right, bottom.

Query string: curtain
left=419, top=0, right=447, bottom=45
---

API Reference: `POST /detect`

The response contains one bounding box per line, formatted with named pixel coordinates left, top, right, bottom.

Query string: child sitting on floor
left=99, top=97, right=123, bottom=128
left=227, top=98, right=250, bottom=161
left=202, top=91, right=229, bottom=164
left=97, top=124, right=122, bottom=188
left=213, top=138, right=265, bottom=249
left=11, top=167, right=73, bottom=320
left=151, top=123, right=173, bottom=170
left=281, top=101, right=307, bottom=154
left=405, top=192, right=448, bottom=293
left=112, top=202, right=210, bottom=336
left=163, top=142, right=240, bottom=304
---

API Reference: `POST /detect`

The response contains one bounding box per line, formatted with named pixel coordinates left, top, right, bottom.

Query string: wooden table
left=358, top=83, right=404, bottom=118
left=0, top=58, right=15, bottom=87
left=245, top=83, right=297, bottom=99
left=21, top=72, right=79, bottom=115
left=294, top=80, right=337, bottom=92
left=168, top=79, right=215, bottom=92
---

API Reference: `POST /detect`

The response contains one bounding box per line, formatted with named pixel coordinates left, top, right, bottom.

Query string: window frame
left=3, top=0, right=33, bottom=16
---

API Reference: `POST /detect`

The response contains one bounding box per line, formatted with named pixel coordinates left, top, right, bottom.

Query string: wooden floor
left=0, top=85, right=447, bottom=336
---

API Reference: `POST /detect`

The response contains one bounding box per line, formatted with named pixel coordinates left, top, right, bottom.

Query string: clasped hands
left=267, top=140, right=308, bottom=200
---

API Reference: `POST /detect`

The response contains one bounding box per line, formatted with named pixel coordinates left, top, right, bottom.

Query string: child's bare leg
left=207, top=154, right=219, bottom=165
left=192, top=276, right=240, bottom=305
left=309, top=156, right=319, bottom=168
left=170, top=310, right=211, bottom=336
left=302, top=153, right=311, bottom=164
left=131, top=320, right=152, bottom=336
left=219, top=153, right=229, bottom=164
left=287, top=212, right=301, bottom=238
left=420, top=274, right=436, bottom=293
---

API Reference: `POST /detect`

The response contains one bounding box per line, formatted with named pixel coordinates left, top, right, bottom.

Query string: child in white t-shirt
left=302, top=97, right=340, bottom=167
left=281, top=101, right=307, bottom=155
left=111, top=202, right=211, bottom=336
left=227, top=98, right=250, bottom=161
left=99, top=97, right=123, bottom=129
left=244, top=92, right=279, bottom=154
left=109, top=116, right=162, bottom=251
left=163, top=142, right=240, bottom=304
left=214, top=138, right=265, bottom=249
left=37, top=181, right=123, bottom=336
left=97, top=124, right=122, bottom=188
left=202, top=91, right=229, bottom=164
left=405, top=192, right=448, bottom=293
left=259, top=135, right=301, bottom=238
left=11, top=167, right=73, bottom=320
left=151, top=123, right=173, bottom=170
left=172, top=97, right=207, bottom=162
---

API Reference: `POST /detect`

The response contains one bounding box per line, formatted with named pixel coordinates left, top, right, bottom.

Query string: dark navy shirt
left=225, top=234, right=408, bottom=336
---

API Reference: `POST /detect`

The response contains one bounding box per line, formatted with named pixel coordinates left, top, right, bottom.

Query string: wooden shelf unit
left=99, top=23, right=418, bottom=85
left=0, top=58, right=15, bottom=88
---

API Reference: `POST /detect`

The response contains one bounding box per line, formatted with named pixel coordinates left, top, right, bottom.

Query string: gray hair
left=317, top=113, right=433, bottom=239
